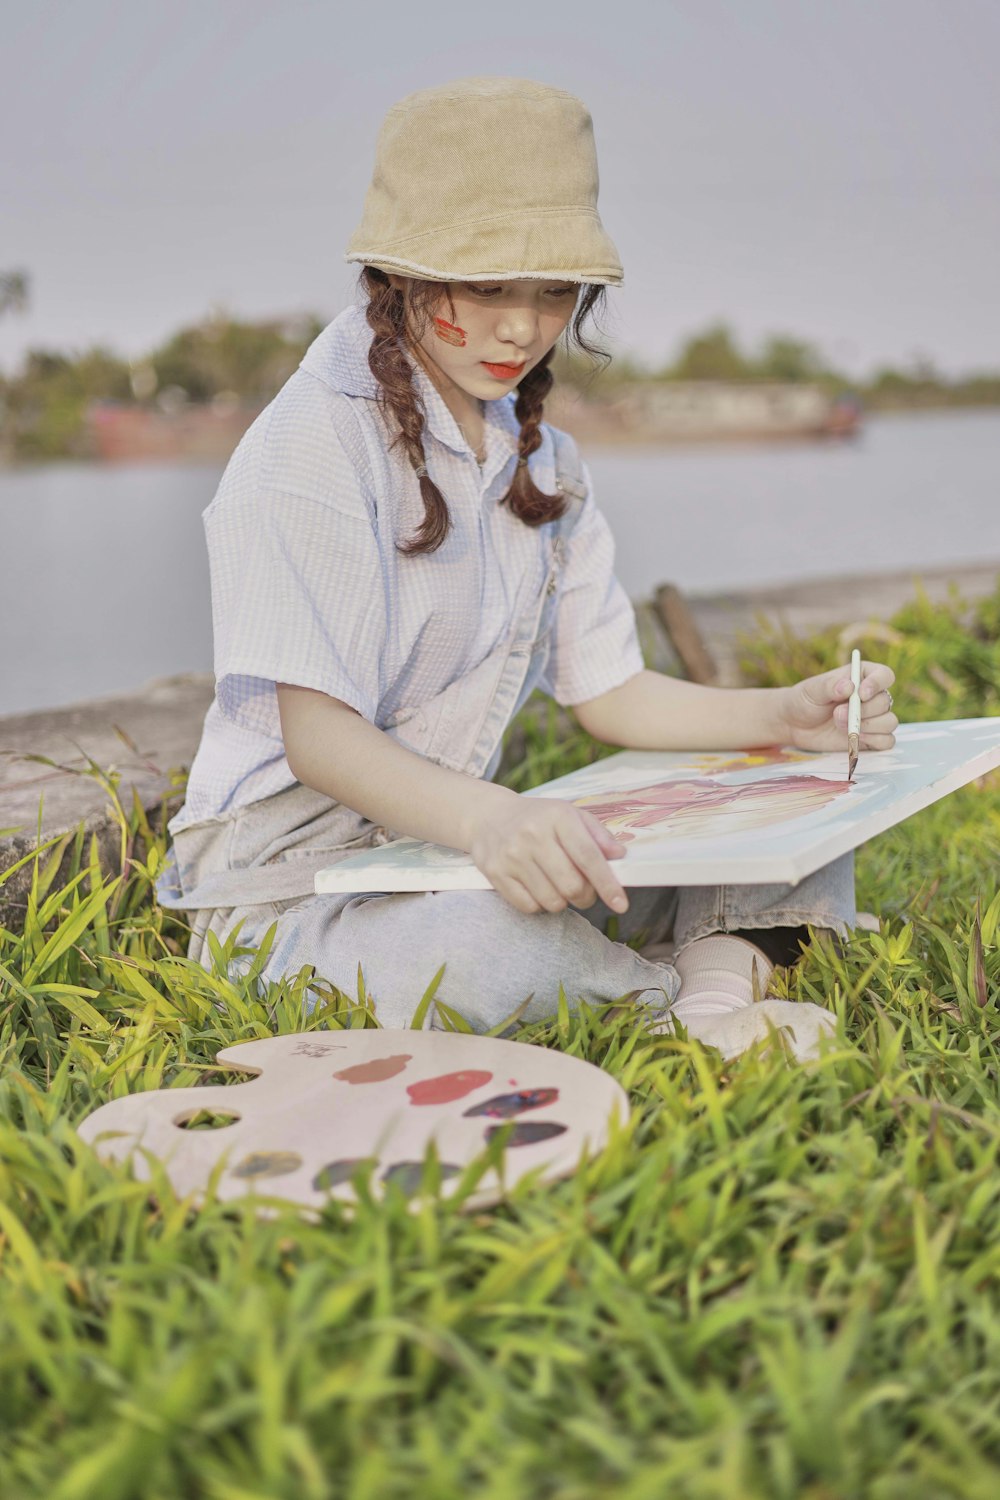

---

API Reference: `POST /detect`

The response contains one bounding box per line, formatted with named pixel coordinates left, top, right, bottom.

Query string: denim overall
left=159, top=430, right=855, bottom=1032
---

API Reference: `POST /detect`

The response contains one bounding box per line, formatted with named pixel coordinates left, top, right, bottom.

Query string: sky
left=3, top=0, right=999, bottom=380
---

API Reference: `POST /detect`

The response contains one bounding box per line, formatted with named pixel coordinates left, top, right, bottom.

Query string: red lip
left=482, top=361, right=526, bottom=379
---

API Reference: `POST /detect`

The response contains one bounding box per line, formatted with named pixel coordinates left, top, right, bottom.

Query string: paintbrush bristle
left=848, top=733, right=859, bottom=781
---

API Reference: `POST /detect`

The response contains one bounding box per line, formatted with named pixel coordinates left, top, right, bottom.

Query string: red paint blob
left=433, top=316, right=467, bottom=347
left=406, top=1069, right=492, bottom=1105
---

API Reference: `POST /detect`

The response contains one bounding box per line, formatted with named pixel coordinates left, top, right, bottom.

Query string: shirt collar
left=300, top=304, right=520, bottom=472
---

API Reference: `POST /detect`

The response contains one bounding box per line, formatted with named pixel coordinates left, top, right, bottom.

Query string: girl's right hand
left=467, top=795, right=629, bottom=916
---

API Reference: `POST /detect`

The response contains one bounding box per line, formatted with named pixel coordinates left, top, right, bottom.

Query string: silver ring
left=886, top=690, right=893, bottom=710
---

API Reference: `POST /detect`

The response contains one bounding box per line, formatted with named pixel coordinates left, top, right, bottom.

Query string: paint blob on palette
left=76, top=1031, right=631, bottom=1216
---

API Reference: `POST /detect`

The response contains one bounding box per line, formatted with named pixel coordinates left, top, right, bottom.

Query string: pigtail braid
left=501, top=349, right=566, bottom=526
left=501, top=283, right=607, bottom=525
left=361, top=267, right=450, bottom=554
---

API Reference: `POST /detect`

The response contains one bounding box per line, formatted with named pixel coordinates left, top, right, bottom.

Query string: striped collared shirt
left=171, top=304, right=642, bottom=828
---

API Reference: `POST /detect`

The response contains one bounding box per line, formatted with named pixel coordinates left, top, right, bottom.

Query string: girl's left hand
left=775, top=659, right=898, bottom=754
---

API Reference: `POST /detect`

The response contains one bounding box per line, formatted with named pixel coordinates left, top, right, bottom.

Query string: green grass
left=1, top=585, right=999, bottom=1498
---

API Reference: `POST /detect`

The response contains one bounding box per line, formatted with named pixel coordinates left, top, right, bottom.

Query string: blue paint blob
left=464, top=1087, right=558, bottom=1119
left=231, top=1150, right=302, bottom=1179
left=485, top=1121, right=567, bottom=1148
left=312, top=1158, right=376, bottom=1191
left=380, top=1160, right=462, bottom=1195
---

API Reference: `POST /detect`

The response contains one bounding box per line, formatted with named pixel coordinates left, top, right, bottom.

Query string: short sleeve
left=205, top=435, right=386, bottom=737
left=540, top=458, right=644, bottom=706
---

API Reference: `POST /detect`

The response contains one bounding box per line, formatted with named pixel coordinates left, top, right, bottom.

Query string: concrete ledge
left=678, top=562, right=1000, bottom=686
left=1, top=674, right=214, bottom=922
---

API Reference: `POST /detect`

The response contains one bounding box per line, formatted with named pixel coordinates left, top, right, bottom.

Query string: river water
left=3, top=409, right=998, bottom=716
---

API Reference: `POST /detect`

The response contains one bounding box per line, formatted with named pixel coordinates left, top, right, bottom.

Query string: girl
left=158, top=77, right=897, bottom=1059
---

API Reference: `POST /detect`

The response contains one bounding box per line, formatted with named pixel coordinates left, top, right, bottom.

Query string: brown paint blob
left=406, top=1069, right=493, bottom=1105
left=333, top=1054, right=412, bottom=1085
left=231, top=1151, right=303, bottom=1179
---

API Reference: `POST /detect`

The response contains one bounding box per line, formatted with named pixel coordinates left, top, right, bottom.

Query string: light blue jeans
left=187, top=853, right=855, bottom=1033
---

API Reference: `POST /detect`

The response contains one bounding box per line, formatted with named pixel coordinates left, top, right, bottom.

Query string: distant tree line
left=0, top=301, right=324, bottom=461
left=2, top=291, right=999, bottom=462
left=556, top=321, right=1000, bottom=410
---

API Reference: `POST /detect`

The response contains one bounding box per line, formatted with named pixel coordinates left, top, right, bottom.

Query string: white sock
left=671, top=934, right=774, bottom=1021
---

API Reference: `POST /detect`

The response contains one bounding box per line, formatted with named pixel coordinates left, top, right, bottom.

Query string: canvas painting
left=314, top=718, right=1000, bottom=893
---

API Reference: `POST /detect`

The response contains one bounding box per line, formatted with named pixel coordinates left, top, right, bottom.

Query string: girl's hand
left=468, top=795, right=629, bottom=916
left=775, top=659, right=898, bottom=754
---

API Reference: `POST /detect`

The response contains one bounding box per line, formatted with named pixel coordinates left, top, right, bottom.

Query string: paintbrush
left=847, top=648, right=862, bottom=781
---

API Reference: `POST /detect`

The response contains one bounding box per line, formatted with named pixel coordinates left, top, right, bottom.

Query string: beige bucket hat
left=345, top=77, right=622, bottom=286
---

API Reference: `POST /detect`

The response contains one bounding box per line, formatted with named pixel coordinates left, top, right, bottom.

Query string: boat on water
left=549, top=382, right=863, bottom=444
left=86, top=399, right=263, bottom=463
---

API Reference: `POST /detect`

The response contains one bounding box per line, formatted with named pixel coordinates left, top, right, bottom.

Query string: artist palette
left=76, top=1031, right=631, bottom=1215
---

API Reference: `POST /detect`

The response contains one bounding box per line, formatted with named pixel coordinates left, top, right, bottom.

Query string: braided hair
left=361, top=267, right=606, bottom=555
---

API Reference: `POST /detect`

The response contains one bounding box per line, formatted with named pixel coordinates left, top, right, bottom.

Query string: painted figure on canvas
left=575, top=773, right=853, bottom=842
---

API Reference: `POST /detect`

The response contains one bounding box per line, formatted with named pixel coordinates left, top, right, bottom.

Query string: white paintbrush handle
left=848, top=648, right=862, bottom=742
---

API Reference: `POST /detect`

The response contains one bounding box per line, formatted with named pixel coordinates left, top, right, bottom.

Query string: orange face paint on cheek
left=433, top=317, right=467, bottom=347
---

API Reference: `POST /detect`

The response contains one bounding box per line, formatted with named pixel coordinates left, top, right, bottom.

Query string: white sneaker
left=652, top=998, right=837, bottom=1062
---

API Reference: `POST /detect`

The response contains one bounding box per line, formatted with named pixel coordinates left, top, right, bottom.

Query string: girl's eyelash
left=465, top=285, right=576, bottom=299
